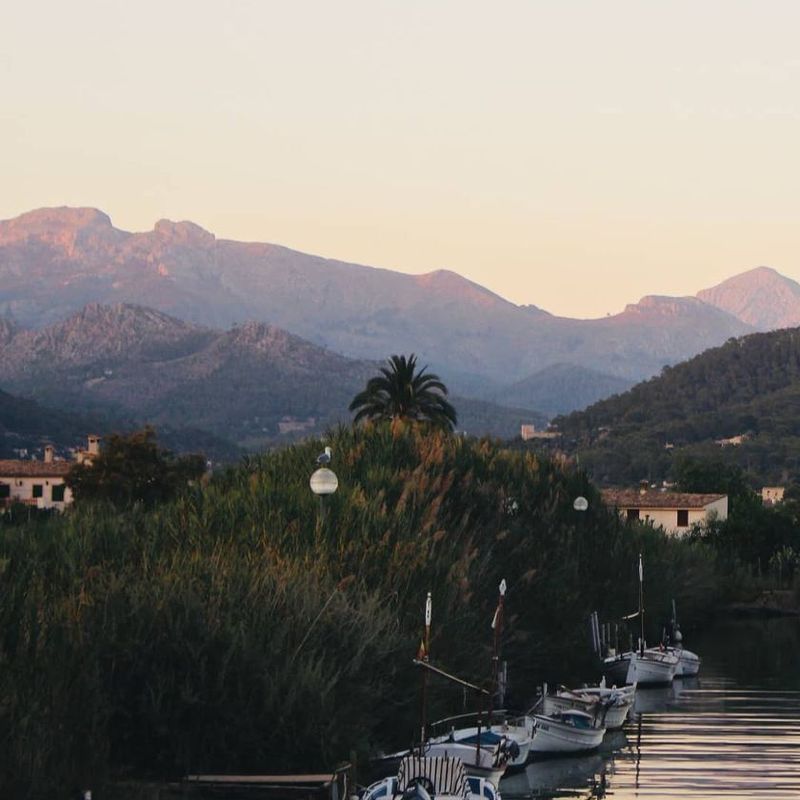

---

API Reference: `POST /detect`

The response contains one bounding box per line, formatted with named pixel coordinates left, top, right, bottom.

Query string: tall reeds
left=0, top=424, right=717, bottom=796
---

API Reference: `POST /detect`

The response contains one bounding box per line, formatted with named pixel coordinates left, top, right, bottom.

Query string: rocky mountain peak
left=154, top=219, right=215, bottom=247
left=697, top=267, right=800, bottom=330
left=0, top=206, right=122, bottom=252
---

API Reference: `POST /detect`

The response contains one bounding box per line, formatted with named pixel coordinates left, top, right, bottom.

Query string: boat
left=600, top=555, right=679, bottom=686
left=362, top=754, right=501, bottom=800
left=627, top=647, right=678, bottom=685
left=647, top=601, right=701, bottom=677
left=428, top=713, right=530, bottom=771
left=427, top=582, right=531, bottom=772
left=528, top=709, right=606, bottom=754
left=396, top=590, right=513, bottom=784
left=542, top=682, right=635, bottom=730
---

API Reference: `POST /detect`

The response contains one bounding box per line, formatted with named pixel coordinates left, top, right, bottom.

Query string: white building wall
left=1, top=476, right=73, bottom=510
left=622, top=498, right=728, bottom=536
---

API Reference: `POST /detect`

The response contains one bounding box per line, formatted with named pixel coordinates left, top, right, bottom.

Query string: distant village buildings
left=602, top=487, right=728, bottom=536
left=520, top=424, right=560, bottom=441
left=0, top=435, right=101, bottom=511
left=715, top=434, right=749, bottom=447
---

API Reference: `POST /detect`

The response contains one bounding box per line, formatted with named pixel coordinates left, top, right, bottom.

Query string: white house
left=602, top=488, right=728, bottom=536
left=0, top=436, right=101, bottom=511
left=761, top=486, right=785, bottom=506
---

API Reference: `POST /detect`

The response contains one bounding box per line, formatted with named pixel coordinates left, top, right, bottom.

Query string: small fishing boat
left=648, top=601, right=701, bottom=677
left=429, top=714, right=530, bottom=771
left=627, top=647, right=679, bottom=685
left=600, top=555, right=679, bottom=686
left=362, top=754, right=501, bottom=800
left=528, top=709, right=606, bottom=754
left=672, top=646, right=701, bottom=677
left=427, top=582, right=531, bottom=772
left=542, top=683, right=634, bottom=730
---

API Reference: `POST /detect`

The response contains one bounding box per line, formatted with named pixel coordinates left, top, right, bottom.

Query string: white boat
left=362, top=754, right=501, bottom=800
left=674, top=646, right=701, bottom=676
left=427, top=581, right=530, bottom=774
left=655, top=602, right=701, bottom=677
left=627, top=647, right=678, bottom=685
left=542, top=684, right=634, bottom=730
left=647, top=644, right=700, bottom=677
left=601, top=556, right=680, bottom=686
left=429, top=715, right=531, bottom=771
left=529, top=710, right=606, bottom=754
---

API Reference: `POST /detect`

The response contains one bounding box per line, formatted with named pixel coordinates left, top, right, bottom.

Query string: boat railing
left=429, top=709, right=514, bottom=736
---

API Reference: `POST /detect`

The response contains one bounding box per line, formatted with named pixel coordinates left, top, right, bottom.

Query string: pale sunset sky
left=3, top=1, right=799, bottom=318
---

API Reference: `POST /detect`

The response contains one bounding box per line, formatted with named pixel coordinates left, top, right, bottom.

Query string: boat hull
left=627, top=651, right=678, bottom=685
left=542, top=693, right=631, bottom=731
left=430, top=723, right=531, bottom=770
left=530, top=715, right=605, bottom=754
left=602, top=654, right=632, bottom=686
left=675, top=647, right=701, bottom=677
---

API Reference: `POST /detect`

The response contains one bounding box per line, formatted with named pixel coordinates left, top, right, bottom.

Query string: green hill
left=554, top=327, right=800, bottom=486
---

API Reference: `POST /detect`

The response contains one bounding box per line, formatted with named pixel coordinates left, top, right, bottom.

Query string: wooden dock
left=169, top=764, right=352, bottom=800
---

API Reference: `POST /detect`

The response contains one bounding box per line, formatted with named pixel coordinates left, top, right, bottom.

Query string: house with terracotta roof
left=601, top=488, right=728, bottom=536
left=0, top=436, right=101, bottom=511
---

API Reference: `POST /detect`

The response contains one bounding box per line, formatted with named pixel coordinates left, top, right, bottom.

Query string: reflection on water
left=501, top=618, right=800, bottom=799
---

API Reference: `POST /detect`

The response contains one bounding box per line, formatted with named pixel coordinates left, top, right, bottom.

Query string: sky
left=3, top=0, right=800, bottom=318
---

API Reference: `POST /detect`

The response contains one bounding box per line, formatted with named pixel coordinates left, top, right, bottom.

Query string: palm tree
left=349, top=354, right=457, bottom=431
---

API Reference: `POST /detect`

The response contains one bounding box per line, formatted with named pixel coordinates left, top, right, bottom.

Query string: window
left=626, top=508, right=640, bottom=521
left=0, top=483, right=9, bottom=499
left=52, top=484, right=66, bottom=502
left=677, top=509, right=689, bottom=527
left=32, top=484, right=43, bottom=498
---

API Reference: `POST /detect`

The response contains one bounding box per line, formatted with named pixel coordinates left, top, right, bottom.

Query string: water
left=501, top=617, right=800, bottom=799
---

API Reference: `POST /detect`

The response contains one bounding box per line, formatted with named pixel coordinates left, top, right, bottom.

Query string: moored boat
left=529, top=709, right=606, bottom=754
left=542, top=683, right=634, bottom=730
left=362, top=754, right=501, bottom=800
left=429, top=714, right=530, bottom=771
left=627, top=647, right=678, bottom=685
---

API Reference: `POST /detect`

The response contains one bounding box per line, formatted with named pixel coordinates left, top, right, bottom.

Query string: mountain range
left=0, top=303, right=546, bottom=451
left=4, top=206, right=800, bottom=447
left=4, top=207, right=786, bottom=404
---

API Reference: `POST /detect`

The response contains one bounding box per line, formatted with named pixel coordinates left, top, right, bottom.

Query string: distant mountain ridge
left=0, top=303, right=546, bottom=448
left=0, top=207, right=757, bottom=409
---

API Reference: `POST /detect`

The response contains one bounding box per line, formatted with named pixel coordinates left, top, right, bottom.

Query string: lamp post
left=310, top=455, right=338, bottom=526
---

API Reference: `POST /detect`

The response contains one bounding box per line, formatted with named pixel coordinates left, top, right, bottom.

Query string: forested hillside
left=554, top=328, right=800, bottom=486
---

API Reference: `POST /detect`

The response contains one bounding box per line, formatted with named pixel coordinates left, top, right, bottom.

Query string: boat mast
left=638, top=553, right=645, bottom=656
left=476, top=579, right=505, bottom=767
left=488, top=579, right=507, bottom=724
left=418, top=591, right=432, bottom=750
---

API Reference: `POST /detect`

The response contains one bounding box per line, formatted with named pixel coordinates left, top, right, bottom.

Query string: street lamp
left=310, top=448, right=338, bottom=524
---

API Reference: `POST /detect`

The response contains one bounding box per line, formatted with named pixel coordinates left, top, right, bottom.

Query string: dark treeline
left=1, top=423, right=721, bottom=797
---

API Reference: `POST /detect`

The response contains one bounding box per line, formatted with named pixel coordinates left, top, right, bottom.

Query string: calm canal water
left=501, top=617, right=800, bottom=800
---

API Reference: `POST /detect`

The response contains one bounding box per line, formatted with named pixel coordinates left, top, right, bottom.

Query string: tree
left=65, top=427, right=206, bottom=507
left=349, top=354, right=457, bottom=431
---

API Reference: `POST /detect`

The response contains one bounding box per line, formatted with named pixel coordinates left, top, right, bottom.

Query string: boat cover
left=396, top=755, right=468, bottom=799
